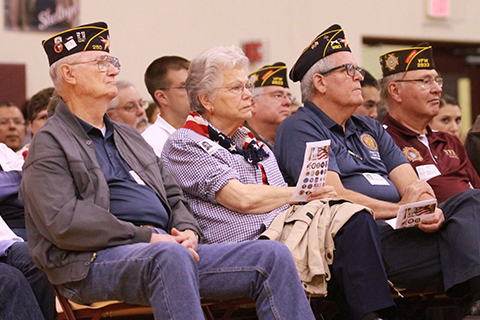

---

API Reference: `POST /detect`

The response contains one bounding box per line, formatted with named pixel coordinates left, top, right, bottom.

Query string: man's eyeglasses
left=114, top=101, right=149, bottom=113
left=218, top=82, right=255, bottom=95
left=0, top=118, right=25, bottom=126
left=254, top=91, right=292, bottom=101
left=320, top=63, right=365, bottom=80
left=394, top=77, right=443, bottom=89
left=70, top=55, right=121, bottom=73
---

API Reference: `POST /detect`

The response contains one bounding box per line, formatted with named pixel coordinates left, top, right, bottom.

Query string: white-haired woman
left=162, top=45, right=336, bottom=243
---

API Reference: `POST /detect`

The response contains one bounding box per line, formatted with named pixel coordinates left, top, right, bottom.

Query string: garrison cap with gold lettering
left=249, top=62, right=289, bottom=88
left=289, top=24, right=351, bottom=82
left=379, top=42, right=435, bottom=77
left=42, top=21, right=110, bottom=66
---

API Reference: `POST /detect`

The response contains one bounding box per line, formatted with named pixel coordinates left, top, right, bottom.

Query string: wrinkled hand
left=149, top=228, right=200, bottom=262
left=307, top=185, right=337, bottom=202
left=418, top=208, right=444, bottom=233
left=171, top=228, right=200, bottom=262
left=400, top=180, right=435, bottom=205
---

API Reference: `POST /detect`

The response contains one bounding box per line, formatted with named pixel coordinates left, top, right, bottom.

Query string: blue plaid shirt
left=162, top=124, right=289, bottom=244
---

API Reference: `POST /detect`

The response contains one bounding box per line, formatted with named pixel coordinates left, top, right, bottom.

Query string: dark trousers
left=378, top=189, right=480, bottom=298
left=329, top=210, right=396, bottom=320
left=0, top=242, right=55, bottom=320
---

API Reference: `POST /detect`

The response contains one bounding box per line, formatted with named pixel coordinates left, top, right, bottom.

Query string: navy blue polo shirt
left=77, top=115, right=169, bottom=229
left=274, top=101, right=408, bottom=203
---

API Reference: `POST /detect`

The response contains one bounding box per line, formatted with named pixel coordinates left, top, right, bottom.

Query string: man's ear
left=388, top=82, right=402, bottom=103
left=313, top=73, right=327, bottom=94
left=154, top=90, right=167, bottom=107
left=59, top=64, right=76, bottom=85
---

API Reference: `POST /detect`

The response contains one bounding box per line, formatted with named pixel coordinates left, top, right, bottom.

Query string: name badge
left=416, top=164, right=441, bottom=181
left=198, top=139, right=221, bottom=155
left=363, top=173, right=390, bottom=186
left=129, top=170, right=146, bottom=185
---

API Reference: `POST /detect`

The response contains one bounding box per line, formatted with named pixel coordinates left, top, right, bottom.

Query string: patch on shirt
left=402, top=147, right=423, bottom=162
left=360, top=134, right=378, bottom=151
left=443, top=149, right=459, bottom=159
left=198, top=139, right=221, bottom=155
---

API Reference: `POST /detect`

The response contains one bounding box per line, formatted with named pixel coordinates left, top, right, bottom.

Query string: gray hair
left=48, top=52, right=82, bottom=94
left=108, top=80, right=135, bottom=111
left=379, top=72, right=406, bottom=103
left=300, top=55, right=336, bottom=103
left=187, top=45, right=249, bottom=114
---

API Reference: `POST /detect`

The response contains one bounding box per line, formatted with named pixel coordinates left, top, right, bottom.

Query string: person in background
left=430, top=94, right=462, bottom=139
left=0, top=102, right=27, bottom=156
left=26, top=87, right=54, bottom=138
left=354, top=70, right=380, bottom=119
left=465, top=114, right=480, bottom=178
left=244, top=62, right=292, bottom=150
left=107, top=80, right=149, bottom=133
left=143, top=56, right=190, bottom=156
left=145, top=102, right=160, bottom=124
left=20, top=21, right=316, bottom=320
left=0, top=212, right=55, bottom=320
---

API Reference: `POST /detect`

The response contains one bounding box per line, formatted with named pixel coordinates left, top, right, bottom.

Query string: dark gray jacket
left=19, top=102, right=202, bottom=285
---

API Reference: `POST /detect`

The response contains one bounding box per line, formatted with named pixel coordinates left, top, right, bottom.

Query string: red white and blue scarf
left=182, top=112, right=269, bottom=167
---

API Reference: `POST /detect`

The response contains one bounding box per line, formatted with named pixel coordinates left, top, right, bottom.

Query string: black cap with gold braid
left=42, top=21, right=110, bottom=66
left=289, top=24, right=351, bottom=82
left=379, top=42, right=435, bottom=78
left=249, top=62, right=289, bottom=88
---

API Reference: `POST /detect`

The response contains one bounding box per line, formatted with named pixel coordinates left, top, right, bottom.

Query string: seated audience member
left=275, top=34, right=480, bottom=318
left=354, top=70, right=380, bottom=119
left=143, top=56, right=190, bottom=156
left=290, top=95, right=302, bottom=114
left=0, top=142, right=26, bottom=240
left=26, top=87, right=54, bottom=138
left=106, top=80, right=149, bottom=133
left=20, top=21, right=315, bottom=320
left=465, top=114, right=480, bottom=177
left=0, top=215, right=55, bottom=320
left=145, top=101, right=160, bottom=124
left=430, top=94, right=462, bottom=139
left=162, top=44, right=397, bottom=320
left=0, top=102, right=27, bottom=156
left=244, top=62, right=292, bottom=150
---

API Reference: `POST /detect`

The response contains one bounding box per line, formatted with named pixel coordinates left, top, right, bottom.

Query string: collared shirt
left=162, top=122, right=289, bottom=244
left=142, top=115, right=177, bottom=157
left=0, top=143, right=24, bottom=229
left=0, top=215, right=23, bottom=257
left=77, top=115, right=169, bottom=229
left=275, top=101, right=408, bottom=202
left=384, top=113, right=480, bottom=203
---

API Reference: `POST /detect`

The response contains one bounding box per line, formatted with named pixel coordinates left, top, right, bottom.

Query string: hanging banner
left=4, top=0, right=79, bottom=32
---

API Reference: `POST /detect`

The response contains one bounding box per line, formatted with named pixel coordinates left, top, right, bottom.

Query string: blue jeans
left=0, top=242, right=55, bottom=320
left=59, top=240, right=315, bottom=320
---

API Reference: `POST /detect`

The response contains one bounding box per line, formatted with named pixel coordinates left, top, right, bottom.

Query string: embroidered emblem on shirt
left=443, top=149, right=459, bottom=159
left=360, top=134, right=378, bottom=151
left=403, top=147, right=423, bottom=162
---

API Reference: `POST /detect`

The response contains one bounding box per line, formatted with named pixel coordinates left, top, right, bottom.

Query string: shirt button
left=86, top=141, right=92, bottom=146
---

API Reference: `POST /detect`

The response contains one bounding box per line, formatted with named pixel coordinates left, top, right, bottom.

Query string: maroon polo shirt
left=384, top=113, right=480, bottom=203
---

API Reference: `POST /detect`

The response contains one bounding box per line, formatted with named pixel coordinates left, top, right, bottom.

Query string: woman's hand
left=307, top=185, right=337, bottom=202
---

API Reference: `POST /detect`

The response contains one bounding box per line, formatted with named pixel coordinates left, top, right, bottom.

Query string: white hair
left=299, top=55, right=336, bottom=103
left=379, top=72, right=406, bottom=102
left=48, top=52, right=82, bottom=95
left=108, top=80, right=135, bottom=111
left=187, top=45, right=249, bottom=114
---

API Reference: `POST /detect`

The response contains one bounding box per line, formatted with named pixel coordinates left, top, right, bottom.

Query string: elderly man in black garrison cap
left=245, top=62, right=292, bottom=150
left=19, top=21, right=317, bottom=320
left=275, top=24, right=398, bottom=320
left=380, top=43, right=480, bottom=317
left=276, top=23, right=480, bottom=318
